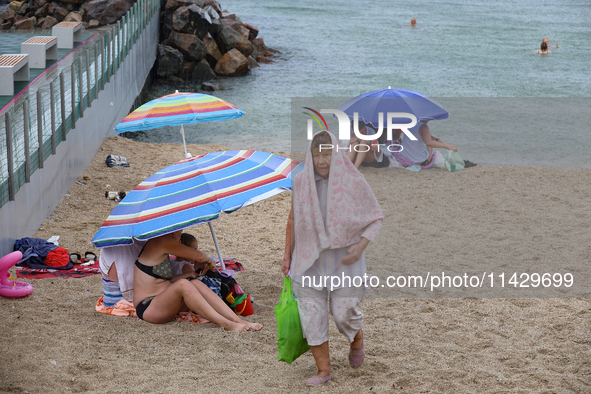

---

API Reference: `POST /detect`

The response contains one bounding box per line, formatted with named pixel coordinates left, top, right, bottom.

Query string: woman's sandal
left=349, top=331, right=364, bottom=367
left=305, top=374, right=332, bottom=386
left=85, top=252, right=97, bottom=262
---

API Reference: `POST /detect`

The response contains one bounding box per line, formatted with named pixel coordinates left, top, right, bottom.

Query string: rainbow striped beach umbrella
left=115, top=91, right=245, bottom=158
left=92, top=150, right=303, bottom=266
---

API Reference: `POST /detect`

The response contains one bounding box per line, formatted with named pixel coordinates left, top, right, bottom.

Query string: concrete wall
left=0, top=16, right=159, bottom=256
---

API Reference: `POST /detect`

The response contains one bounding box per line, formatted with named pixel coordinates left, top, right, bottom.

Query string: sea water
left=132, top=0, right=591, bottom=168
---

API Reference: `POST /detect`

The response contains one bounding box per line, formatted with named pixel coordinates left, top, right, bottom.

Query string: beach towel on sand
left=16, top=260, right=100, bottom=279
left=392, top=150, right=440, bottom=170
left=95, top=295, right=209, bottom=323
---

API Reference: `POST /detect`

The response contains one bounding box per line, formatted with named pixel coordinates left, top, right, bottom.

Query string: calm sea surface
left=131, top=0, right=591, bottom=168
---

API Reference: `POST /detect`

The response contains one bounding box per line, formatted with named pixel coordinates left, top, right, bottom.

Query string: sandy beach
left=1, top=136, right=590, bottom=393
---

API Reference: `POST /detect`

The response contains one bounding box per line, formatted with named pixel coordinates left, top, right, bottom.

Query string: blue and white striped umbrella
left=92, top=150, right=303, bottom=249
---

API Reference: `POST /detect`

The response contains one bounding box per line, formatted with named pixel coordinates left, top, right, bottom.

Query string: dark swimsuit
left=135, top=254, right=174, bottom=320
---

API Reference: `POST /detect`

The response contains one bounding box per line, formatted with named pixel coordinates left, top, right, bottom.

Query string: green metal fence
left=0, top=0, right=159, bottom=208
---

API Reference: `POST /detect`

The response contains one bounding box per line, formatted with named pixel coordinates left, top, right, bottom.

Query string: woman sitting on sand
left=133, top=230, right=262, bottom=331
left=282, top=131, right=383, bottom=385
left=397, top=121, right=457, bottom=166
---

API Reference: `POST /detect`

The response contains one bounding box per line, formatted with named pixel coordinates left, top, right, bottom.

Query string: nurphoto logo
left=303, top=107, right=419, bottom=153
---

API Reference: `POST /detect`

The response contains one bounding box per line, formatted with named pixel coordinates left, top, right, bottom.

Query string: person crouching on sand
left=133, top=230, right=262, bottom=331
left=282, top=130, right=383, bottom=386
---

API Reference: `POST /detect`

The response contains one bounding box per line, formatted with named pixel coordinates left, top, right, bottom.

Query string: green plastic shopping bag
left=444, top=150, right=465, bottom=172
left=274, top=277, right=310, bottom=364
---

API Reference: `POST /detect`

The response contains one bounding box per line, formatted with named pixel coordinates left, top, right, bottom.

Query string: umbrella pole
left=180, top=125, right=190, bottom=158
left=208, top=221, right=226, bottom=270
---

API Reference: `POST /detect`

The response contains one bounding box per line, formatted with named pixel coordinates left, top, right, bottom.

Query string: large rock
left=251, top=37, right=268, bottom=53
left=14, top=16, right=35, bottom=29
left=242, top=23, right=258, bottom=40
left=217, top=25, right=253, bottom=57
left=164, top=0, right=204, bottom=13
left=201, top=82, right=222, bottom=92
left=161, top=12, right=174, bottom=38
left=247, top=55, right=258, bottom=69
left=8, top=1, right=23, bottom=12
left=220, top=17, right=237, bottom=28
left=202, top=0, right=221, bottom=15
left=156, top=45, right=183, bottom=78
left=48, top=2, right=68, bottom=21
left=207, top=18, right=222, bottom=34
left=192, top=59, right=216, bottom=81
left=256, top=55, right=274, bottom=64
left=87, top=19, right=99, bottom=28
left=202, top=32, right=221, bottom=60
left=202, top=5, right=219, bottom=20
left=34, top=3, right=49, bottom=18
left=177, top=61, right=195, bottom=80
left=83, top=0, right=131, bottom=26
left=41, top=14, right=57, bottom=28
left=34, top=0, right=47, bottom=8
left=220, top=12, right=240, bottom=22
left=213, top=48, right=248, bottom=76
left=0, top=7, right=16, bottom=20
left=35, top=16, right=45, bottom=26
left=231, top=23, right=249, bottom=40
left=64, top=11, right=82, bottom=22
left=252, top=37, right=280, bottom=55
left=17, top=1, right=29, bottom=15
left=172, top=4, right=210, bottom=39
left=168, top=31, right=206, bottom=61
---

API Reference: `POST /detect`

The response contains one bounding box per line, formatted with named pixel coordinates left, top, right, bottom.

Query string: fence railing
left=0, top=0, right=159, bottom=208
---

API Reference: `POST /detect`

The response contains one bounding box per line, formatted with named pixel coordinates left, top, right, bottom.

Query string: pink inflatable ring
left=0, top=251, right=34, bottom=298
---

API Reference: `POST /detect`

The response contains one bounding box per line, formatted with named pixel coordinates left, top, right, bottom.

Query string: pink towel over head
left=291, top=131, right=383, bottom=275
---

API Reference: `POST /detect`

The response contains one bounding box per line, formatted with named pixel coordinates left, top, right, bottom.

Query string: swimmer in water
left=543, top=37, right=558, bottom=49
left=536, top=40, right=551, bottom=54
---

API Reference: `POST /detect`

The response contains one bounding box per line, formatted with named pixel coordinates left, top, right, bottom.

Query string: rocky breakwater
left=156, top=0, right=279, bottom=87
left=0, top=0, right=135, bottom=30
left=0, top=0, right=277, bottom=88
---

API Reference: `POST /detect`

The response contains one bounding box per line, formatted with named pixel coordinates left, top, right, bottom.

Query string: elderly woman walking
left=282, top=131, right=383, bottom=385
